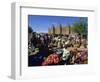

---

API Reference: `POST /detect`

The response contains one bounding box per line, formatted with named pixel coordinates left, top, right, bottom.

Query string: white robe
left=62, top=48, right=70, bottom=61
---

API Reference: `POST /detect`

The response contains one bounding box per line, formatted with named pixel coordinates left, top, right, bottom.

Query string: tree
left=28, top=26, right=33, bottom=33
left=71, top=18, right=88, bottom=36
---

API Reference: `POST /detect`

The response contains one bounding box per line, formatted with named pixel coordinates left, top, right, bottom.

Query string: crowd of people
left=28, top=31, right=88, bottom=66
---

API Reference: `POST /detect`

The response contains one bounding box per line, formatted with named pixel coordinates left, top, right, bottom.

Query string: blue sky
left=28, top=15, right=87, bottom=33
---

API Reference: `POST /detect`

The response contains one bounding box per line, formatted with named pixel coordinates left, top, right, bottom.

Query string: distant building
left=48, top=25, right=55, bottom=34
left=48, top=24, right=71, bottom=35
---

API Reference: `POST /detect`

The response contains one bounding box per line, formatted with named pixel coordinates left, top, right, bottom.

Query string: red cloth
left=42, top=54, right=60, bottom=66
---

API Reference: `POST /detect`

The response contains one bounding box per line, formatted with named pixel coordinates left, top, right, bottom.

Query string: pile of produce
left=42, top=53, right=61, bottom=66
